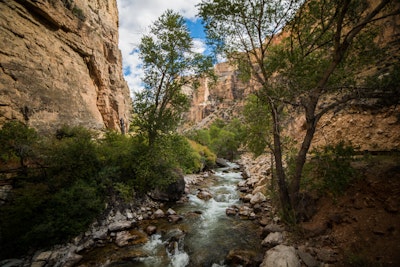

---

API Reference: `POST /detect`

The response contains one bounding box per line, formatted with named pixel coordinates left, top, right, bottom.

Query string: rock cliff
left=0, top=0, right=131, bottom=133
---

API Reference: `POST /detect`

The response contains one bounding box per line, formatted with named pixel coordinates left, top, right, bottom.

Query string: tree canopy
left=132, top=9, right=213, bottom=145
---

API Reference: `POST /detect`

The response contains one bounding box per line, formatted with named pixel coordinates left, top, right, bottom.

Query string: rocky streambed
left=4, top=156, right=337, bottom=267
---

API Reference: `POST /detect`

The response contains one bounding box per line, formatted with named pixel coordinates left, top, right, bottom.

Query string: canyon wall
left=0, top=0, right=131, bottom=133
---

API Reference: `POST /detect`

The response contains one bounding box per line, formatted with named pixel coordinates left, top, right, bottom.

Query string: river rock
left=261, top=223, right=285, bottom=238
left=226, top=206, right=239, bottom=216
left=153, top=209, right=165, bottom=218
left=167, top=208, right=177, bottom=215
left=115, top=231, right=139, bottom=247
left=260, top=245, right=300, bottom=267
left=197, top=189, right=213, bottom=200
left=216, top=158, right=230, bottom=167
left=252, top=185, right=267, bottom=195
left=250, top=192, right=266, bottom=204
left=225, top=249, right=260, bottom=267
left=168, top=214, right=183, bottom=223
left=242, top=193, right=253, bottom=202
left=261, top=232, right=283, bottom=248
left=239, top=205, right=253, bottom=217
left=146, top=225, right=157, bottom=235
left=242, top=168, right=251, bottom=179
left=92, top=228, right=108, bottom=240
left=108, top=221, right=132, bottom=232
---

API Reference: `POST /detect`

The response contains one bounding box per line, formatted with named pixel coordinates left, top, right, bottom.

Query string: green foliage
left=133, top=10, right=213, bottom=145
left=186, top=118, right=245, bottom=160
left=301, top=142, right=356, bottom=196
left=0, top=124, right=209, bottom=259
left=0, top=121, right=38, bottom=168
left=243, top=94, right=272, bottom=156
left=187, top=139, right=216, bottom=170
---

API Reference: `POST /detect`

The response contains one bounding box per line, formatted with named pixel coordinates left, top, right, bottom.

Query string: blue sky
left=116, top=0, right=207, bottom=96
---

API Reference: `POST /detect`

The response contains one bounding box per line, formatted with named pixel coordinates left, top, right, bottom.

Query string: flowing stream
left=82, top=163, right=262, bottom=266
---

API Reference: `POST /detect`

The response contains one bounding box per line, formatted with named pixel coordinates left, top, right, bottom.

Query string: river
left=80, top=162, right=263, bottom=266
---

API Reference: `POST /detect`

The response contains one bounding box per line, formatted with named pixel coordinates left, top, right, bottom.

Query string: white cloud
left=116, top=0, right=203, bottom=97
left=192, top=38, right=207, bottom=54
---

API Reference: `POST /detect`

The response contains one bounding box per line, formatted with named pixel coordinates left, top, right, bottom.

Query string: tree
left=198, top=0, right=400, bottom=220
left=133, top=10, right=213, bottom=146
left=0, top=121, right=38, bottom=176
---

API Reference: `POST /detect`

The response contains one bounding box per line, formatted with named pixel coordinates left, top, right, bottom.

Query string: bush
left=0, top=121, right=38, bottom=172
left=301, top=141, right=356, bottom=196
left=186, top=118, right=245, bottom=160
left=188, top=139, right=217, bottom=170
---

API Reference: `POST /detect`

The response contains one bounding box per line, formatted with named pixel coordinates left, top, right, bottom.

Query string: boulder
left=250, top=192, right=266, bottom=205
left=239, top=205, right=253, bottom=217
left=115, top=231, right=138, bottom=247
left=153, top=209, right=165, bottom=218
left=216, top=158, right=230, bottom=167
left=92, top=228, right=108, bottom=240
left=197, top=189, right=213, bottom=200
left=252, top=185, right=267, bottom=195
left=166, top=208, right=177, bottom=215
left=260, top=245, right=300, bottom=267
left=242, top=194, right=253, bottom=202
left=261, top=232, right=283, bottom=248
left=262, top=223, right=285, bottom=238
left=149, top=173, right=186, bottom=201
left=238, top=180, right=247, bottom=187
left=145, top=225, right=157, bottom=235
left=242, top=169, right=251, bottom=179
left=226, top=206, right=239, bottom=216
left=168, top=214, right=183, bottom=223
left=108, top=221, right=132, bottom=232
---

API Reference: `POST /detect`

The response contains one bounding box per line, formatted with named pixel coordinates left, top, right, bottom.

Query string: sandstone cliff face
left=0, top=0, right=131, bottom=133
left=184, top=62, right=257, bottom=127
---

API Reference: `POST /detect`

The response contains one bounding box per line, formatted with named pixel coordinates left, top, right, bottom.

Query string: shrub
left=301, top=141, right=356, bottom=196
left=188, top=139, right=217, bottom=170
left=186, top=118, right=245, bottom=160
left=0, top=121, right=38, bottom=171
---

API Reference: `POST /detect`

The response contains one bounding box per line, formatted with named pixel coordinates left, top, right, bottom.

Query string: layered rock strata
left=0, top=0, right=131, bottom=133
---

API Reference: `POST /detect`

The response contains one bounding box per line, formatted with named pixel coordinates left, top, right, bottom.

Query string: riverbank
left=238, top=152, right=400, bottom=267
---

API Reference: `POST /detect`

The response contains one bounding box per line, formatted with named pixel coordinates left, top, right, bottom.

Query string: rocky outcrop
left=0, top=0, right=131, bottom=133
left=183, top=62, right=257, bottom=129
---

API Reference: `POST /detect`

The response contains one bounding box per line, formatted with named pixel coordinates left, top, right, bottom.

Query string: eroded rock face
left=0, top=0, right=131, bottom=133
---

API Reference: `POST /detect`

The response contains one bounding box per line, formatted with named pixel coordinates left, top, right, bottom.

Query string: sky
left=116, top=0, right=206, bottom=97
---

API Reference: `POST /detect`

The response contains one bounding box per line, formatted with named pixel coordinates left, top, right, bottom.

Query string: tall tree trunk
left=290, top=107, right=318, bottom=208
left=270, top=103, right=292, bottom=217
